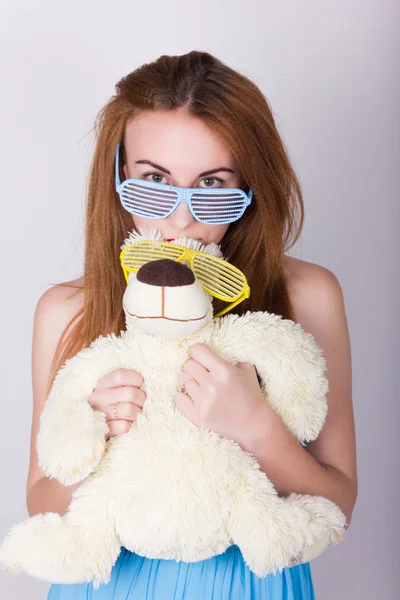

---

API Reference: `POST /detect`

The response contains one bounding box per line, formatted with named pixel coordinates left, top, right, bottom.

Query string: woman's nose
left=166, top=202, right=196, bottom=229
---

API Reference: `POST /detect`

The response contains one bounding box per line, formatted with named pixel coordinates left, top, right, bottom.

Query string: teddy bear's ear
left=121, top=226, right=164, bottom=250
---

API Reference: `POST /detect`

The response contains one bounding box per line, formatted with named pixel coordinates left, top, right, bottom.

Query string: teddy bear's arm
left=36, top=333, right=131, bottom=485
left=217, top=312, right=329, bottom=443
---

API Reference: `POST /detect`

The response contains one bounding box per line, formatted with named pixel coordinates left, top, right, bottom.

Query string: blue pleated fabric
left=47, top=545, right=315, bottom=600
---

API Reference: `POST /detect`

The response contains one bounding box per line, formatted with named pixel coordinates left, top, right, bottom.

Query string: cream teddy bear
left=0, top=230, right=346, bottom=588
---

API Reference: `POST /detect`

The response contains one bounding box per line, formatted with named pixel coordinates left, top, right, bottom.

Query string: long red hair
left=48, top=50, right=304, bottom=392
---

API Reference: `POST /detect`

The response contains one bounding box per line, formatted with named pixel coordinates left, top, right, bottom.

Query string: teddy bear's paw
left=0, top=519, right=38, bottom=575
left=0, top=512, right=114, bottom=585
left=58, top=438, right=106, bottom=486
left=41, top=438, right=106, bottom=486
left=38, top=412, right=108, bottom=485
left=0, top=542, right=23, bottom=575
left=286, top=493, right=347, bottom=563
left=0, top=514, right=90, bottom=583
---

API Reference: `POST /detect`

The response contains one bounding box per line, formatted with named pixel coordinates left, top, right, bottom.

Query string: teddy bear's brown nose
left=136, top=259, right=195, bottom=287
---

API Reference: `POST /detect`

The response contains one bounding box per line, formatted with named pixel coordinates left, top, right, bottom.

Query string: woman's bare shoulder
left=34, top=276, right=84, bottom=334
left=37, top=276, right=84, bottom=309
left=282, top=254, right=344, bottom=328
left=32, top=275, right=85, bottom=390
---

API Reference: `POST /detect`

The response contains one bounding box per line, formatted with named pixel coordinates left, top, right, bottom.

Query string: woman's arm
left=240, top=263, right=358, bottom=527
left=27, top=280, right=85, bottom=517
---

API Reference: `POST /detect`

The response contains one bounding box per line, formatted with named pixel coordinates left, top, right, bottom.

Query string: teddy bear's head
left=121, top=228, right=224, bottom=339
left=122, top=258, right=214, bottom=338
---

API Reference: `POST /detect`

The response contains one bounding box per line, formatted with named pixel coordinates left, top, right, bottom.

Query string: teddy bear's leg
left=226, top=460, right=347, bottom=578
left=284, top=493, right=347, bottom=567
left=0, top=475, right=121, bottom=589
left=227, top=466, right=309, bottom=578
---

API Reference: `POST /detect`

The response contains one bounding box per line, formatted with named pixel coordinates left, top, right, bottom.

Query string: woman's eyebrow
left=135, top=160, right=235, bottom=177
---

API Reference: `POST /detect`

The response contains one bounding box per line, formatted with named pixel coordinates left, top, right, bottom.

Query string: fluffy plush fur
left=0, top=229, right=346, bottom=589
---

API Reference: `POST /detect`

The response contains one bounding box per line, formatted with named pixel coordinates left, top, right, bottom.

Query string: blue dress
left=47, top=545, right=315, bottom=599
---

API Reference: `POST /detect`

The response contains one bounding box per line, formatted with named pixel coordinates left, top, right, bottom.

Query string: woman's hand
left=89, top=368, right=146, bottom=440
left=175, top=343, right=266, bottom=446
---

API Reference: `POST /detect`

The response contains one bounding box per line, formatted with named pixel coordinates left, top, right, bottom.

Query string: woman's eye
left=143, top=172, right=168, bottom=185
left=198, top=176, right=224, bottom=188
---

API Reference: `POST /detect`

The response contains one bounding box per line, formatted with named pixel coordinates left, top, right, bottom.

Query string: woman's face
left=122, top=108, right=243, bottom=245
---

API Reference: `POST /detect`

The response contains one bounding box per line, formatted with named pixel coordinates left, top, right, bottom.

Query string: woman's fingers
left=106, top=400, right=142, bottom=422
left=105, top=419, right=132, bottom=440
left=95, top=368, right=144, bottom=390
left=105, top=402, right=142, bottom=439
left=88, top=368, right=146, bottom=439
left=182, top=358, right=209, bottom=383
left=89, top=385, right=146, bottom=411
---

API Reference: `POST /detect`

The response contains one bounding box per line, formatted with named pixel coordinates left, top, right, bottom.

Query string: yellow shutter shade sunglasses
left=120, top=240, right=251, bottom=318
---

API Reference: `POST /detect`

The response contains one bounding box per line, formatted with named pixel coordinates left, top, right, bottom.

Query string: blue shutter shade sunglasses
left=114, top=143, right=253, bottom=225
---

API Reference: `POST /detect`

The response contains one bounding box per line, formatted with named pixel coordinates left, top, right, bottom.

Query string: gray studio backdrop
left=1, top=1, right=398, bottom=598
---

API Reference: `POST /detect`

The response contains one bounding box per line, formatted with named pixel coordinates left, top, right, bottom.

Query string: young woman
left=27, top=50, right=357, bottom=599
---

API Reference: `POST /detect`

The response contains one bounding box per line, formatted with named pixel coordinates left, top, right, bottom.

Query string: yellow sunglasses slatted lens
left=192, top=257, right=245, bottom=300
left=120, top=240, right=250, bottom=318
left=121, top=244, right=183, bottom=269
